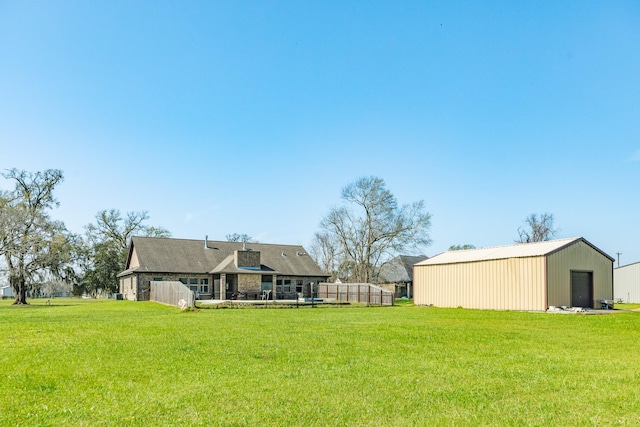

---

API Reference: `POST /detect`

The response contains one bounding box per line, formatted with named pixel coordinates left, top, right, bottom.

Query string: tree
left=82, top=210, right=170, bottom=295
left=0, top=169, right=76, bottom=304
left=449, top=244, right=476, bottom=251
left=309, top=231, right=342, bottom=280
left=225, top=233, right=256, bottom=243
left=40, top=279, right=73, bottom=298
left=318, top=176, right=432, bottom=283
left=516, top=213, right=558, bottom=243
left=85, top=210, right=169, bottom=249
left=79, top=241, right=123, bottom=296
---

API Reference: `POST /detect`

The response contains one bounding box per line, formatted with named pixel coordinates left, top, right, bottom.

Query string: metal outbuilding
left=614, top=262, right=640, bottom=303
left=414, top=237, right=614, bottom=311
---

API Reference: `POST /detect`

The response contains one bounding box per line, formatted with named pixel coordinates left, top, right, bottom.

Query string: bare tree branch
left=516, top=213, right=558, bottom=243
left=319, top=176, right=432, bottom=283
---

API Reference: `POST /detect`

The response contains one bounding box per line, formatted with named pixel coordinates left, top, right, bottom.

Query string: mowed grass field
left=1, top=299, right=639, bottom=426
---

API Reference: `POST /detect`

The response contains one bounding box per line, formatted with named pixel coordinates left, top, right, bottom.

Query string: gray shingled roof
left=377, top=255, right=428, bottom=283
left=118, top=236, right=329, bottom=277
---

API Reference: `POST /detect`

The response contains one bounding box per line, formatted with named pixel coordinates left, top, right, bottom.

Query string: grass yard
left=1, top=299, right=639, bottom=426
left=615, top=303, right=640, bottom=311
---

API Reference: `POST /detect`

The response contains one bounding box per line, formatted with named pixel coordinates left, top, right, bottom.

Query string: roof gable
left=378, top=255, right=428, bottom=283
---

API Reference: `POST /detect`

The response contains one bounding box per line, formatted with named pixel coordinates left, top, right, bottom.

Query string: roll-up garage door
left=571, top=271, right=593, bottom=308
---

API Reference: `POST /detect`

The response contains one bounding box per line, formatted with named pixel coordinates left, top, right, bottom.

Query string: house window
left=296, top=280, right=303, bottom=293
left=179, top=278, right=188, bottom=285
left=283, top=279, right=291, bottom=293
left=200, top=279, right=209, bottom=293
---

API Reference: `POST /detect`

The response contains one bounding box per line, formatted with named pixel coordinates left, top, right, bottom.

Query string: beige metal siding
left=614, top=263, right=640, bottom=303
left=546, top=240, right=613, bottom=307
left=414, top=256, right=547, bottom=310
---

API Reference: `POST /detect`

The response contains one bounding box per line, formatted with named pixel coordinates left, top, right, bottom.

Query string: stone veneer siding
left=120, top=272, right=329, bottom=301
left=119, top=276, right=137, bottom=301
left=237, top=273, right=261, bottom=294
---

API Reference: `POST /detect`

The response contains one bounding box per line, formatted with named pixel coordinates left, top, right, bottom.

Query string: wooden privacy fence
left=317, top=283, right=395, bottom=306
left=150, top=281, right=194, bottom=308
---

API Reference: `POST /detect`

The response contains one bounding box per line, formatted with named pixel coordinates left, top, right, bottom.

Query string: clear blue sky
left=1, top=1, right=639, bottom=265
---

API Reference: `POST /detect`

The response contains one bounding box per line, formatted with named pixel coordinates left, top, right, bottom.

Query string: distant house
left=377, top=255, right=427, bottom=298
left=117, top=236, right=330, bottom=301
left=1, top=285, right=12, bottom=298
left=414, top=237, right=614, bottom=311
left=614, top=262, right=640, bottom=303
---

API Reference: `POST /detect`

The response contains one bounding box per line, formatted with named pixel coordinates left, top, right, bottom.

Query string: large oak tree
left=0, top=169, right=77, bottom=304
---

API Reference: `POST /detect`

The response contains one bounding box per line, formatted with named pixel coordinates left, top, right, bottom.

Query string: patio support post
left=272, top=274, right=276, bottom=301
left=221, top=274, right=227, bottom=300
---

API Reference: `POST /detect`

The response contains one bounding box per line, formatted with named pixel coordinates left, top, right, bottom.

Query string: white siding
left=614, top=263, right=640, bottom=303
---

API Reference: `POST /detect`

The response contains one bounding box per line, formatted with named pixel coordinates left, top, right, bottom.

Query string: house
left=414, top=237, right=613, bottom=311
left=117, top=236, right=330, bottom=301
left=1, top=285, right=12, bottom=299
left=614, top=262, right=640, bottom=303
left=377, top=255, right=427, bottom=298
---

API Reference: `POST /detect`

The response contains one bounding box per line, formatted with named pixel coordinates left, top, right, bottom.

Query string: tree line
left=0, top=169, right=169, bottom=304
left=0, top=169, right=559, bottom=304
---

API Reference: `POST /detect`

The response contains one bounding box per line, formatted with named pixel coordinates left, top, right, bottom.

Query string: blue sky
left=1, top=1, right=639, bottom=265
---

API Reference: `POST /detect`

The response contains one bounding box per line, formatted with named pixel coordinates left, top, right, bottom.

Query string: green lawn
left=1, top=299, right=639, bottom=426
left=615, top=303, right=640, bottom=311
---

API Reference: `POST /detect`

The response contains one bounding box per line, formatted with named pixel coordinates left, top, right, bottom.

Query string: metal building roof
left=416, top=237, right=612, bottom=266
